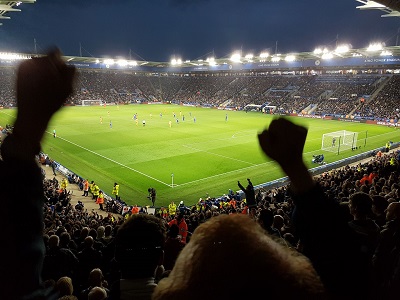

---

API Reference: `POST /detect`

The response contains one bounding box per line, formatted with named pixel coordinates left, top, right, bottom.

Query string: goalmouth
left=321, top=130, right=358, bottom=154
left=81, top=99, right=104, bottom=106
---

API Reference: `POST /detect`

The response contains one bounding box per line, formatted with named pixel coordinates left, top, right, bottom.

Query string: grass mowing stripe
left=47, top=131, right=172, bottom=187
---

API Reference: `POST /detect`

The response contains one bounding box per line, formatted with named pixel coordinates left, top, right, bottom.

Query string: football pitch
left=0, top=104, right=398, bottom=207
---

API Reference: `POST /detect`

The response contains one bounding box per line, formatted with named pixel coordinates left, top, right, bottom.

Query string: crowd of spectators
left=31, top=119, right=400, bottom=300
left=2, top=54, right=400, bottom=299
left=0, top=66, right=398, bottom=122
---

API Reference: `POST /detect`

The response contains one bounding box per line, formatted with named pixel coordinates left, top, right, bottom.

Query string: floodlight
left=285, top=55, right=295, bottom=62
left=128, top=61, right=137, bottom=66
left=367, top=43, right=384, bottom=51
left=335, top=44, right=350, bottom=53
left=117, top=59, right=128, bottom=67
left=0, top=52, right=28, bottom=60
left=380, top=50, right=392, bottom=56
left=321, top=53, right=333, bottom=59
left=185, top=60, right=191, bottom=63
left=95, top=59, right=100, bottom=64
left=207, top=57, right=216, bottom=66
left=230, top=53, right=241, bottom=63
left=259, top=52, right=269, bottom=58
left=271, top=56, right=280, bottom=62
left=171, top=58, right=182, bottom=65
left=245, top=54, right=253, bottom=59
left=314, top=48, right=322, bottom=54
left=103, top=59, right=114, bottom=65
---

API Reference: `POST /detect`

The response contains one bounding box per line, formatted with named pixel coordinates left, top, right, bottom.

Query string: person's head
left=349, top=192, right=373, bottom=218
left=385, top=202, right=400, bottom=221
left=97, top=226, right=105, bottom=239
left=115, top=214, right=167, bottom=279
left=104, top=225, right=112, bottom=237
left=272, top=214, right=284, bottom=230
left=153, top=214, right=325, bottom=299
left=56, top=276, right=73, bottom=297
left=84, top=236, right=94, bottom=249
left=48, top=234, right=60, bottom=249
left=88, top=268, right=105, bottom=287
left=257, top=208, right=274, bottom=230
left=371, top=195, right=388, bottom=216
left=88, top=287, right=107, bottom=300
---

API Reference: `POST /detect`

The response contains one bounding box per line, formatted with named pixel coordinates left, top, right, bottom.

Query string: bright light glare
left=171, top=58, right=182, bottom=65
left=103, top=59, right=114, bottom=65
left=259, top=52, right=269, bottom=58
left=314, top=48, right=322, bottom=54
left=230, top=53, right=241, bottom=63
left=321, top=53, right=333, bottom=59
left=128, top=61, right=138, bottom=66
left=367, top=43, right=383, bottom=52
left=245, top=54, right=253, bottom=59
left=117, top=59, right=128, bottom=67
left=335, top=45, right=350, bottom=53
left=381, top=50, right=392, bottom=56
left=285, top=55, right=295, bottom=62
left=0, top=52, right=29, bottom=60
left=207, top=57, right=216, bottom=66
left=271, top=56, right=280, bottom=62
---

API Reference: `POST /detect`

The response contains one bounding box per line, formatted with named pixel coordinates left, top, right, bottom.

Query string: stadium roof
left=356, top=0, right=400, bottom=17
left=58, top=44, right=400, bottom=68
left=0, top=1, right=36, bottom=25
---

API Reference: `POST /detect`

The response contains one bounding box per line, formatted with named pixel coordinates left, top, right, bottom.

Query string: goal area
left=81, top=99, right=104, bottom=106
left=321, top=130, right=358, bottom=153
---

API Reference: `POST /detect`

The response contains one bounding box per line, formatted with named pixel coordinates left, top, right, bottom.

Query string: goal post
left=81, top=99, right=104, bottom=106
left=321, top=130, right=358, bottom=153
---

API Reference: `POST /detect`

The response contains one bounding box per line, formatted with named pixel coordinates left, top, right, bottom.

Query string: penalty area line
left=47, top=131, right=171, bottom=187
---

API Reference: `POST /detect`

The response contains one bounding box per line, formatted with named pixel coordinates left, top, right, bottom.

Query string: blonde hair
left=153, top=214, right=325, bottom=300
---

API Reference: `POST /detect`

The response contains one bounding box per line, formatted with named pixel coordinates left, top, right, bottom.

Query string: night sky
left=1, top=0, right=400, bottom=62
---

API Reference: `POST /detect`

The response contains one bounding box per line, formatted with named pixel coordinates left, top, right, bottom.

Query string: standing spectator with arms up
left=0, top=49, right=75, bottom=300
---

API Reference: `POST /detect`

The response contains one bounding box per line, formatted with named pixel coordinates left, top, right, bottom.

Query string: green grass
left=1, top=105, right=398, bottom=207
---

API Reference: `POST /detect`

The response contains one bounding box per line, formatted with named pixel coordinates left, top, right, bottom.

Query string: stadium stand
left=1, top=49, right=400, bottom=300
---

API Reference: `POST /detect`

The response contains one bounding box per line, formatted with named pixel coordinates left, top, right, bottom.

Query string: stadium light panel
left=380, top=50, right=392, bottom=56
left=367, top=43, right=384, bottom=51
left=271, top=56, right=280, bottom=62
left=0, top=52, right=28, bottom=60
left=321, top=52, right=333, bottom=59
left=103, top=59, right=114, bottom=65
left=335, top=44, right=350, bottom=53
left=285, top=55, right=296, bottom=62
left=314, top=48, right=322, bottom=54
left=171, top=58, right=182, bottom=65
left=259, top=52, right=269, bottom=58
left=230, top=53, right=241, bottom=63
left=117, top=59, right=128, bottom=67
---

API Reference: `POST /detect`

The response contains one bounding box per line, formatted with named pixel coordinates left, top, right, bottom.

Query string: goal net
left=81, top=99, right=104, bottom=106
left=321, top=130, right=358, bottom=153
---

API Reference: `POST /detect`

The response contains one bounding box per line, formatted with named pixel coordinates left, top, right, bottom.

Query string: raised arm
left=0, top=49, right=75, bottom=300
left=257, top=117, right=314, bottom=194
